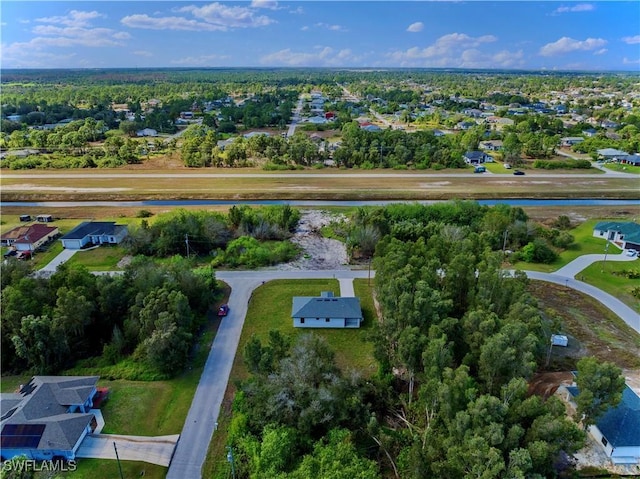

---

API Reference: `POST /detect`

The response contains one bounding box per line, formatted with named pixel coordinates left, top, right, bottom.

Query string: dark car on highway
left=513, top=170, right=525, bottom=176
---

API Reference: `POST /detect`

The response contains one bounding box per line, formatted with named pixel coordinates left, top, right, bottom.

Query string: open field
left=528, top=281, right=640, bottom=370
left=1, top=169, right=638, bottom=201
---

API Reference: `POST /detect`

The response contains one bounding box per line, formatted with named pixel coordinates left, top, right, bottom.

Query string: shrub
left=136, top=209, right=154, bottom=218
left=520, top=239, right=558, bottom=263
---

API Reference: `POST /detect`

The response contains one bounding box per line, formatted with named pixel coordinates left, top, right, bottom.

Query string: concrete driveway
left=76, top=433, right=179, bottom=467
left=39, top=248, right=77, bottom=272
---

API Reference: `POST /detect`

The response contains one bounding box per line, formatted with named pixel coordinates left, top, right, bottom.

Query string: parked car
left=626, top=250, right=638, bottom=257
left=218, top=304, right=230, bottom=316
left=474, top=166, right=486, bottom=173
left=513, top=170, right=525, bottom=176
left=3, top=249, right=17, bottom=258
left=503, top=163, right=511, bottom=169
left=16, top=251, right=32, bottom=260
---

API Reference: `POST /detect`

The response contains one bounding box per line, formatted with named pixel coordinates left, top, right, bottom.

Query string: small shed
left=36, top=214, right=53, bottom=223
left=19, top=215, right=31, bottom=222
left=551, top=334, right=568, bottom=347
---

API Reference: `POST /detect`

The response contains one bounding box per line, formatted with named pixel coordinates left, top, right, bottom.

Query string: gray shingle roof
left=0, top=376, right=98, bottom=453
left=292, top=294, right=362, bottom=319
left=594, top=221, right=640, bottom=245
left=60, top=222, right=121, bottom=240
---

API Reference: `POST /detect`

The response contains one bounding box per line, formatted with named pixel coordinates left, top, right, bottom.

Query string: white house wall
left=610, top=446, right=640, bottom=464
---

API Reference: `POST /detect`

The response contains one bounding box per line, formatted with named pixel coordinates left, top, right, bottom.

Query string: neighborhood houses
left=1, top=224, right=59, bottom=252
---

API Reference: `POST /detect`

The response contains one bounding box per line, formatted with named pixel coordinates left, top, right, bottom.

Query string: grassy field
left=529, top=281, right=640, bottom=370
left=203, top=278, right=378, bottom=478
left=578, top=259, right=640, bottom=313
left=511, top=218, right=624, bottom=273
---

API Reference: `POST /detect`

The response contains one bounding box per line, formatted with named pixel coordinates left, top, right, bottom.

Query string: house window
left=601, top=436, right=608, bottom=447
left=300, top=318, right=305, bottom=324
left=326, top=318, right=330, bottom=322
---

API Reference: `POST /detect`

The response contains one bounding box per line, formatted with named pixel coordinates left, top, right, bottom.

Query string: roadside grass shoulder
left=578, top=259, right=640, bottom=313
left=512, top=219, right=624, bottom=273
left=54, top=459, right=167, bottom=479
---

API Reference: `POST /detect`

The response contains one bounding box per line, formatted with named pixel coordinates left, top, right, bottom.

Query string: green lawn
left=578, top=259, right=640, bottom=313
left=604, top=163, right=640, bottom=175
left=66, top=246, right=127, bottom=270
left=512, top=219, right=624, bottom=273
left=232, top=279, right=376, bottom=377
left=51, top=458, right=167, bottom=479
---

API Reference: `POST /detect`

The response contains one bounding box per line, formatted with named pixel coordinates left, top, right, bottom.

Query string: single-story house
left=1, top=224, right=59, bottom=251
left=463, top=150, right=493, bottom=165
left=307, top=116, right=328, bottom=125
left=597, top=148, right=630, bottom=160
left=0, top=376, right=99, bottom=461
left=361, top=124, right=382, bottom=132
left=564, top=383, right=640, bottom=465
left=593, top=221, right=640, bottom=251
left=136, top=128, right=158, bottom=137
left=582, top=128, right=598, bottom=137
left=456, top=121, right=476, bottom=131
left=60, top=221, right=128, bottom=250
left=479, top=140, right=503, bottom=151
left=291, top=291, right=363, bottom=329
left=619, top=154, right=640, bottom=166
left=560, top=137, right=584, bottom=147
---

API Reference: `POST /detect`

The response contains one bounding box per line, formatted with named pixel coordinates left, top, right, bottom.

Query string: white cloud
left=3, top=10, right=130, bottom=67
left=36, top=10, right=104, bottom=27
left=315, top=22, right=346, bottom=32
left=623, top=57, right=640, bottom=65
left=123, top=3, right=275, bottom=32
left=289, top=6, right=304, bottom=15
left=622, top=35, right=640, bottom=44
left=552, top=3, right=594, bottom=14
left=250, top=0, right=279, bottom=9
left=179, top=3, right=275, bottom=29
left=133, top=50, right=153, bottom=57
left=539, top=37, right=607, bottom=56
left=407, top=22, right=424, bottom=33
left=260, top=46, right=360, bottom=66
left=387, top=32, right=498, bottom=65
left=300, top=25, right=309, bottom=31
left=121, top=14, right=224, bottom=31
left=171, top=54, right=230, bottom=66
left=594, top=48, right=607, bottom=55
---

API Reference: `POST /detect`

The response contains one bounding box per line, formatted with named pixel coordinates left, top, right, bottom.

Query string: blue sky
left=2, top=1, right=639, bottom=70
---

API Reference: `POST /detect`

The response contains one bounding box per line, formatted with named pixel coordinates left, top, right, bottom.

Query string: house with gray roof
left=597, top=148, right=630, bottom=160
left=291, top=291, right=363, bottom=328
left=463, top=150, right=493, bottom=165
left=0, top=376, right=98, bottom=461
left=593, top=221, right=640, bottom=252
left=60, top=222, right=128, bottom=250
left=565, top=384, right=640, bottom=465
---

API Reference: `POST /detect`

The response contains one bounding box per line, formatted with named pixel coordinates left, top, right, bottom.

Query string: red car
left=218, top=304, right=230, bottom=316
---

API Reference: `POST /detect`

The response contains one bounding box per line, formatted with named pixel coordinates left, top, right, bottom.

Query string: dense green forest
left=225, top=201, right=625, bottom=478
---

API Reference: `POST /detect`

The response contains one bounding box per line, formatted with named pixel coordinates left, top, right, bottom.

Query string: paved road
left=166, top=269, right=371, bottom=479
left=286, top=98, right=304, bottom=138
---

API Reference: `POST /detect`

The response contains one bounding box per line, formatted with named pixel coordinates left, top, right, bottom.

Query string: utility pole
left=502, top=229, right=509, bottom=255
left=113, top=442, right=125, bottom=479
left=227, top=446, right=236, bottom=479
left=185, top=233, right=190, bottom=258
left=601, top=240, right=609, bottom=273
